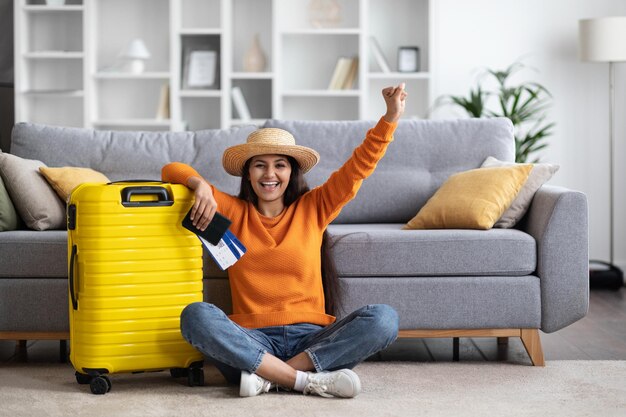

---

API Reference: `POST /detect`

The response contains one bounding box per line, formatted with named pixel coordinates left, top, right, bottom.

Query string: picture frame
left=397, top=46, right=420, bottom=72
left=182, top=47, right=217, bottom=89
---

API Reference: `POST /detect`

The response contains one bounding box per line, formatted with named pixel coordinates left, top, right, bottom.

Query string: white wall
left=430, top=0, right=626, bottom=269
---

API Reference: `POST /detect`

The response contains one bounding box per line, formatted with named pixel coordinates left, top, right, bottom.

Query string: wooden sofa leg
left=520, top=329, right=545, bottom=366
left=16, top=340, right=27, bottom=362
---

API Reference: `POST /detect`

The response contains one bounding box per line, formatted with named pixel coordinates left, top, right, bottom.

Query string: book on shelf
left=328, top=57, right=358, bottom=90
left=155, top=83, right=170, bottom=119
left=231, top=86, right=252, bottom=121
left=341, top=58, right=358, bottom=89
left=369, top=36, right=391, bottom=73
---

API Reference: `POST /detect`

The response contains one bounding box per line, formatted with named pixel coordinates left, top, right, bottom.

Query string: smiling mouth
left=259, top=181, right=280, bottom=191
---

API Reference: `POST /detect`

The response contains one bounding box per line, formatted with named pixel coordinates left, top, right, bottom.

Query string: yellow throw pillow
left=39, top=167, right=110, bottom=202
left=403, top=165, right=533, bottom=230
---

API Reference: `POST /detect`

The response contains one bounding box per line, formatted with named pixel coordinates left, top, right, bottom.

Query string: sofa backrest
left=11, top=117, right=514, bottom=224
left=263, top=118, right=515, bottom=223
left=10, top=123, right=256, bottom=196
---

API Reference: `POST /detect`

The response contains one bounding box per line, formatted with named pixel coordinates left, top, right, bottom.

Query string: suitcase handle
left=69, top=244, right=78, bottom=310
left=121, top=186, right=174, bottom=207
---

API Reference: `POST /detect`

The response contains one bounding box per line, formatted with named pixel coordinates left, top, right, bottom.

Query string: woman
left=162, top=83, right=407, bottom=398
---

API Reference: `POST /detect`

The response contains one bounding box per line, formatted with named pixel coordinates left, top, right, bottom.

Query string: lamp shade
left=121, top=39, right=151, bottom=60
left=579, top=17, right=626, bottom=62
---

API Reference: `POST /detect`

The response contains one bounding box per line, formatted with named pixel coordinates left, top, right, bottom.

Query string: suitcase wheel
left=75, top=371, right=92, bottom=385
left=170, top=368, right=188, bottom=378
left=188, top=367, right=204, bottom=387
left=90, top=375, right=112, bottom=395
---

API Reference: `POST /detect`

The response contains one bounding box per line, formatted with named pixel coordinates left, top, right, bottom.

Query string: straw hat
left=222, top=128, right=320, bottom=176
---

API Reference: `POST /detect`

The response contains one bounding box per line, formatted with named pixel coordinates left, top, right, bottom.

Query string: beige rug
left=1, top=361, right=624, bottom=417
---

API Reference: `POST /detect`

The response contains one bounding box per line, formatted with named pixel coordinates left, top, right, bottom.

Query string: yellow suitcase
left=67, top=182, right=204, bottom=394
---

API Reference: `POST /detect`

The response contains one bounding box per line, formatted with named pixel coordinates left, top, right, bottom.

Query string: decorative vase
left=243, top=34, right=267, bottom=72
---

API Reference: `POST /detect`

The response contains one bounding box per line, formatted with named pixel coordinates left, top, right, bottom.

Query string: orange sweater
left=162, top=118, right=396, bottom=328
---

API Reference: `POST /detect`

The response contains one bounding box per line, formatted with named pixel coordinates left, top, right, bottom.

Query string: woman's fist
left=382, top=83, right=408, bottom=123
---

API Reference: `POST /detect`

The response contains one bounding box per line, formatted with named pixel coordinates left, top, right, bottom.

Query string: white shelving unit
left=14, top=0, right=86, bottom=127
left=14, top=0, right=432, bottom=130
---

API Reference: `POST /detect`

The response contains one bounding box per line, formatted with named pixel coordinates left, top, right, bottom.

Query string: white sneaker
left=303, top=369, right=361, bottom=398
left=239, top=371, right=273, bottom=397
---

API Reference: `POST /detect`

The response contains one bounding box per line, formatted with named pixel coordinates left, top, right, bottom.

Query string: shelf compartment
left=231, top=79, right=272, bottom=120
left=95, top=79, right=169, bottom=122
left=181, top=0, right=221, bottom=31
left=180, top=97, right=221, bottom=131
left=276, top=0, right=359, bottom=31
left=180, top=35, right=221, bottom=90
left=21, top=94, right=84, bottom=127
left=26, top=7, right=83, bottom=53
left=281, top=96, right=359, bottom=121
left=95, top=0, right=170, bottom=73
left=281, top=34, right=358, bottom=91
left=369, top=0, right=430, bottom=73
left=233, top=0, right=272, bottom=73
left=25, top=59, right=83, bottom=91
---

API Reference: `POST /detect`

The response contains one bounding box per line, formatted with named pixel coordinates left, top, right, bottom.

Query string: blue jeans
left=180, top=303, right=399, bottom=384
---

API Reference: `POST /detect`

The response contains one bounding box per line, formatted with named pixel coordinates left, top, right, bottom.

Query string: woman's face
left=247, top=154, right=292, bottom=205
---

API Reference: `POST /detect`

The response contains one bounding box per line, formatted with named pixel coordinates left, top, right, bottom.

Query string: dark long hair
left=238, top=156, right=342, bottom=315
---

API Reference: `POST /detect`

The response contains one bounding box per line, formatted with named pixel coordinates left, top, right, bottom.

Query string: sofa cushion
left=263, top=118, right=515, bottom=223
left=0, top=230, right=228, bottom=279
left=327, top=224, right=536, bottom=277
left=0, top=231, right=68, bottom=277
left=0, top=152, right=66, bottom=230
left=481, top=156, right=560, bottom=228
left=403, top=165, right=532, bottom=230
left=10, top=123, right=257, bottom=196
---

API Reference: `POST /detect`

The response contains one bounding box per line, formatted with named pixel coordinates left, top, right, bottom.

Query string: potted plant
left=437, top=62, right=555, bottom=163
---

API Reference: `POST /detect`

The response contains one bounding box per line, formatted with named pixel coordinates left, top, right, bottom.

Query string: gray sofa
left=0, top=117, right=589, bottom=366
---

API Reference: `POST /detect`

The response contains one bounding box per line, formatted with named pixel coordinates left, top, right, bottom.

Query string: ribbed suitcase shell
left=68, top=182, right=203, bottom=377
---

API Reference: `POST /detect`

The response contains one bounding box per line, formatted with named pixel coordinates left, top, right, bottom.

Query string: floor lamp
left=579, top=16, right=626, bottom=289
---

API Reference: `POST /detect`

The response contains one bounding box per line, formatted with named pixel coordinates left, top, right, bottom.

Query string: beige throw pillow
left=0, top=152, right=66, bottom=230
left=481, top=156, right=559, bottom=228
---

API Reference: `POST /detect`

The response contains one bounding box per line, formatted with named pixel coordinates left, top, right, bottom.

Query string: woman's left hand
left=382, top=83, right=408, bottom=123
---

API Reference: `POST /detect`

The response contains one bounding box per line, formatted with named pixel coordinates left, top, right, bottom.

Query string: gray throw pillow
left=0, top=152, right=66, bottom=230
left=481, top=156, right=559, bottom=228
left=0, top=173, right=20, bottom=231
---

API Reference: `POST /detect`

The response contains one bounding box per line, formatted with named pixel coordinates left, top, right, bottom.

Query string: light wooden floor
left=2, top=288, right=624, bottom=364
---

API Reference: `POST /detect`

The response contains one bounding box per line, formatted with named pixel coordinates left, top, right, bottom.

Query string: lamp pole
left=609, top=61, right=615, bottom=265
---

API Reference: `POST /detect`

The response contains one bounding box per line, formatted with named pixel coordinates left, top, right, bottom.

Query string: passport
left=182, top=208, right=231, bottom=246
